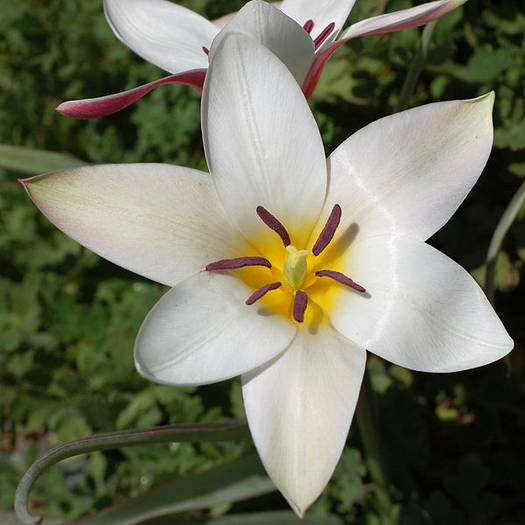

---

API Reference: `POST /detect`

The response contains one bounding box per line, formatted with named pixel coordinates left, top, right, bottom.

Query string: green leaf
left=169, top=511, right=345, bottom=524
left=495, top=123, right=525, bottom=151
left=0, top=144, right=86, bottom=175
left=0, top=510, right=64, bottom=525
left=462, top=49, right=512, bottom=83
left=70, top=455, right=275, bottom=525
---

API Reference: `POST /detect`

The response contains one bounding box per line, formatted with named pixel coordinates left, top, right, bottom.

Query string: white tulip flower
left=23, top=33, right=512, bottom=516
left=57, top=0, right=465, bottom=118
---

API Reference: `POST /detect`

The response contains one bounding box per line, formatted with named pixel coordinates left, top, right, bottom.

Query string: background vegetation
left=1, top=0, right=524, bottom=523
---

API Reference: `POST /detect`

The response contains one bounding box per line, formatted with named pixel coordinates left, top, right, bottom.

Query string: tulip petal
left=203, top=33, right=326, bottom=253
left=212, top=2, right=283, bottom=30
left=280, top=0, right=356, bottom=44
left=316, top=94, right=494, bottom=242
left=341, top=0, right=466, bottom=40
left=212, top=1, right=315, bottom=86
left=135, top=271, right=297, bottom=386
left=331, top=235, right=513, bottom=372
left=56, top=71, right=206, bottom=119
left=302, top=0, right=465, bottom=98
left=242, top=324, right=366, bottom=516
left=104, top=0, right=218, bottom=74
left=21, top=164, right=251, bottom=286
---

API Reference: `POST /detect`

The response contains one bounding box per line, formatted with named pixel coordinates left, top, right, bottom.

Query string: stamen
left=256, top=206, right=291, bottom=247
left=245, top=281, right=282, bottom=305
left=312, top=204, right=341, bottom=256
left=202, top=46, right=209, bottom=55
left=316, top=270, right=366, bottom=293
left=206, top=256, right=271, bottom=271
left=293, top=290, right=308, bottom=323
left=313, top=22, right=335, bottom=50
left=303, top=19, right=314, bottom=34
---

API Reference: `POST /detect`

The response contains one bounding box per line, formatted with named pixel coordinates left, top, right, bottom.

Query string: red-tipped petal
left=302, top=40, right=345, bottom=99
left=341, top=0, right=466, bottom=40
left=57, top=69, right=206, bottom=119
left=303, top=0, right=465, bottom=99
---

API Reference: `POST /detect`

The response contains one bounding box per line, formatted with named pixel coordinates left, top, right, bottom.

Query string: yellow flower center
left=205, top=205, right=365, bottom=324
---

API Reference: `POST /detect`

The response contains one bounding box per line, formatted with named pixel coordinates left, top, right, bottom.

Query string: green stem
left=355, top=372, right=396, bottom=524
left=394, top=21, right=437, bottom=113
left=15, top=419, right=248, bottom=525
left=485, top=178, right=525, bottom=304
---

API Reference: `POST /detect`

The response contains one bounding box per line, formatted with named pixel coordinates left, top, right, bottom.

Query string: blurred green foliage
left=0, top=0, right=524, bottom=523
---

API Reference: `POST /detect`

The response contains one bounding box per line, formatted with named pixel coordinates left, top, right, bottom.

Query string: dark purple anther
left=312, top=204, right=341, bottom=256
left=206, top=256, right=271, bottom=271
left=316, top=270, right=366, bottom=293
left=303, top=19, right=314, bottom=34
left=245, top=281, right=282, bottom=305
left=293, top=290, right=308, bottom=323
left=313, top=22, right=335, bottom=50
left=202, top=46, right=209, bottom=55
left=256, top=206, right=291, bottom=247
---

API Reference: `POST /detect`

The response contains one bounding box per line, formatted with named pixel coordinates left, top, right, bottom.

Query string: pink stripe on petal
left=302, top=40, right=346, bottom=99
left=341, top=0, right=466, bottom=40
left=56, top=69, right=207, bottom=119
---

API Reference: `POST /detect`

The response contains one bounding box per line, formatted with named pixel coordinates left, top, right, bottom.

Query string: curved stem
left=15, top=419, right=248, bottom=525
left=394, top=20, right=437, bottom=113
left=485, top=178, right=525, bottom=304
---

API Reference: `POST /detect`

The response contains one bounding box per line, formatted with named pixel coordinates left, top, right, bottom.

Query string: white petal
left=318, top=94, right=494, bottom=242
left=212, top=2, right=283, bottom=30
left=341, top=0, right=466, bottom=40
left=135, top=272, right=296, bottom=386
left=203, top=33, right=326, bottom=253
left=21, top=164, right=251, bottom=286
left=212, top=1, right=315, bottom=86
left=104, top=0, right=218, bottom=74
left=242, top=324, right=366, bottom=516
left=331, top=235, right=513, bottom=372
left=280, top=0, right=356, bottom=44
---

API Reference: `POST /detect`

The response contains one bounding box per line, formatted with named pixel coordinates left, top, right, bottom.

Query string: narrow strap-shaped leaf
left=68, top=454, right=273, bottom=525
left=15, top=420, right=248, bottom=525
left=175, top=510, right=345, bottom=524
left=0, top=144, right=87, bottom=175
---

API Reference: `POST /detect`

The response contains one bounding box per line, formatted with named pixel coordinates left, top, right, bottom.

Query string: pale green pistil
left=283, top=245, right=309, bottom=290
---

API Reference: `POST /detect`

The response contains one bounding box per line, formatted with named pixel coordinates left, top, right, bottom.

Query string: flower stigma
left=283, top=245, right=309, bottom=290
left=205, top=204, right=365, bottom=324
